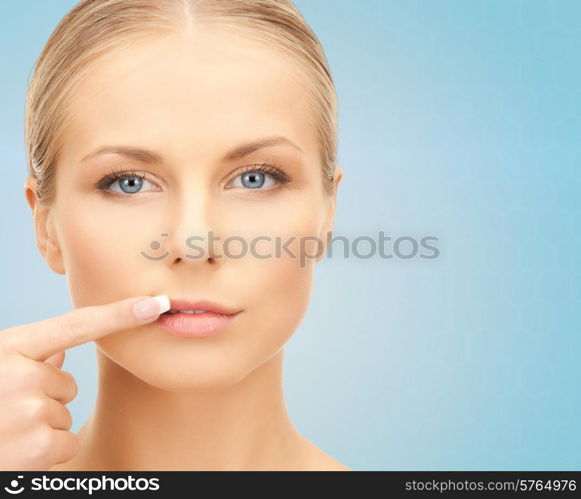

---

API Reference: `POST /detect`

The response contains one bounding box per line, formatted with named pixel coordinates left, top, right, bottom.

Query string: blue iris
left=241, top=172, right=266, bottom=189
left=118, top=177, right=143, bottom=194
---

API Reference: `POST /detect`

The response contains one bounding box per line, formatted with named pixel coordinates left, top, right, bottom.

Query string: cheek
left=54, top=198, right=160, bottom=307
left=221, top=196, right=322, bottom=355
left=234, top=245, right=314, bottom=334
left=222, top=188, right=325, bottom=261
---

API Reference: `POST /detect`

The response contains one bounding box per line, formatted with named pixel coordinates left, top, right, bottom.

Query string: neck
left=74, top=349, right=300, bottom=470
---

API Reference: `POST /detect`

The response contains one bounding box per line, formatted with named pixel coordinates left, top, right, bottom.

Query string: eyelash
left=95, top=168, right=148, bottom=192
left=95, top=161, right=291, bottom=195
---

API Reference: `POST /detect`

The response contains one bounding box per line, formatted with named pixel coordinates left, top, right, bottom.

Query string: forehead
left=60, top=28, right=317, bottom=163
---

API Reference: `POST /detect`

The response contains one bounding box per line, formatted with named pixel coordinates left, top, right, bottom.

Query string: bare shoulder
left=47, top=458, right=86, bottom=471
left=294, top=433, right=352, bottom=471
left=47, top=451, right=88, bottom=471
left=312, top=454, right=352, bottom=471
left=47, top=462, right=72, bottom=471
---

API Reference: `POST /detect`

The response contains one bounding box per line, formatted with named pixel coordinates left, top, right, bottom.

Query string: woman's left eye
left=227, top=164, right=290, bottom=191
left=229, top=171, right=276, bottom=190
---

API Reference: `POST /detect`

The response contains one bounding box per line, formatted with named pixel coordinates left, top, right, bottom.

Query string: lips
left=161, top=298, right=241, bottom=316
left=156, top=298, right=242, bottom=338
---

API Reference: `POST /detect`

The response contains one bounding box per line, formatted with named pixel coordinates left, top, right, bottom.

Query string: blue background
left=1, top=0, right=579, bottom=470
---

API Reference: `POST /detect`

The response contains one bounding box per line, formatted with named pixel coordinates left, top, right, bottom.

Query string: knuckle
left=62, top=406, right=74, bottom=430
left=30, top=425, right=54, bottom=462
left=63, top=371, right=78, bottom=400
left=5, top=358, right=42, bottom=391
left=54, top=431, right=80, bottom=464
left=24, top=397, right=49, bottom=422
left=17, top=358, right=41, bottom=377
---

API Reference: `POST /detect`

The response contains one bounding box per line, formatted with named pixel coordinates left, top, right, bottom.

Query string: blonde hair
left=24, top=0, right=338, bottom=205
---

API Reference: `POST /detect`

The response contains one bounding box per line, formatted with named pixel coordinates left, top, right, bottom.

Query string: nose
left=163, top=184, right=221, bottom=266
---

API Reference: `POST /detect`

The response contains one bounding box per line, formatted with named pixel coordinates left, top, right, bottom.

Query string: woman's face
left=34, top=29, right=341, bottom=391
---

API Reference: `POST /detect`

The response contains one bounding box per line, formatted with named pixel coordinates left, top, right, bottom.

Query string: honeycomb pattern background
left=0, top=0, right=578, bottom=470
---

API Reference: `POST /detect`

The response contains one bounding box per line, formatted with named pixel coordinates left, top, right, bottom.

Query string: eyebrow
left=80, top=136, right=303, bottom=164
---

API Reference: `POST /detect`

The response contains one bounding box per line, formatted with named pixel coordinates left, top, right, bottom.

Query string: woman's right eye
left=96, top=170, right=159, bottom=195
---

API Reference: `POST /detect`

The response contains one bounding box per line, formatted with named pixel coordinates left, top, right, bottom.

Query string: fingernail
left=133, top=295, right=170, bottom=320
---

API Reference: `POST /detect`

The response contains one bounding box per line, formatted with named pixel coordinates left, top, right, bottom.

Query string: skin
left=24, top=25, right=346, bottom=471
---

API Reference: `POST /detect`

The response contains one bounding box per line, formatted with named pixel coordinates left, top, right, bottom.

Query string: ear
left=24, top=176, right=66, bottom=275
left=316, top=165, right=343, bottom=263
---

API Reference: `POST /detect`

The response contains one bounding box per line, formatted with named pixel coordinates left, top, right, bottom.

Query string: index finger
left=1, top=295, right=170, bottom=361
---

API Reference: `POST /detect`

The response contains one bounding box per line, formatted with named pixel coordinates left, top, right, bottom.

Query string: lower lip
left=155, top=311, right=240, bottom=338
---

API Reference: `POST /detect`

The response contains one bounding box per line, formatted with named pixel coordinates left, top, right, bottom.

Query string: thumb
left=44, top=350, right=65, bottom=369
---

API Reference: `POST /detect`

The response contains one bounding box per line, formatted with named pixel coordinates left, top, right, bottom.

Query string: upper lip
left=165, top=298, right=241, bottom=316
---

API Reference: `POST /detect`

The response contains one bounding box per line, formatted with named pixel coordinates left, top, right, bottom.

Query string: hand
left=0, top=295, right=169, bottom=470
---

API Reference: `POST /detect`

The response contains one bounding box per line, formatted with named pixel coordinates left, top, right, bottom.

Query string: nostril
left=172, top=256, right=215, bottom=264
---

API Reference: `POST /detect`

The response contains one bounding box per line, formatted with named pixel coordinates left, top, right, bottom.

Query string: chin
left=134, top=366, right=253, bottom=393
left=95, top=335, right=272, bottom=393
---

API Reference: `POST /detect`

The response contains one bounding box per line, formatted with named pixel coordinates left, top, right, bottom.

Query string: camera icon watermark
left=141, top=233, right=171, bottom=261
left=4, top=475, right=25, bottom=495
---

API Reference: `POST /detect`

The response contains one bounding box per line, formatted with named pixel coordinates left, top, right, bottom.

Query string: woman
left=1, top=0, right=346, bottom=470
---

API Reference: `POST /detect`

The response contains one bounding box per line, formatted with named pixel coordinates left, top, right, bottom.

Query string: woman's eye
left=229, top=167, right=290, bottom=191
left=229, top=171, right=280, bottom=190
left=99, top=174, right=158, bottom=195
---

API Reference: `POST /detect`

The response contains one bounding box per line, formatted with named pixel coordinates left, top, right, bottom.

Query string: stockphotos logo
left=4, top=476, right=24, bottom=494
left=3, top=475, right=160, bottom=495
left=140, top=230, right=441, bottom=268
